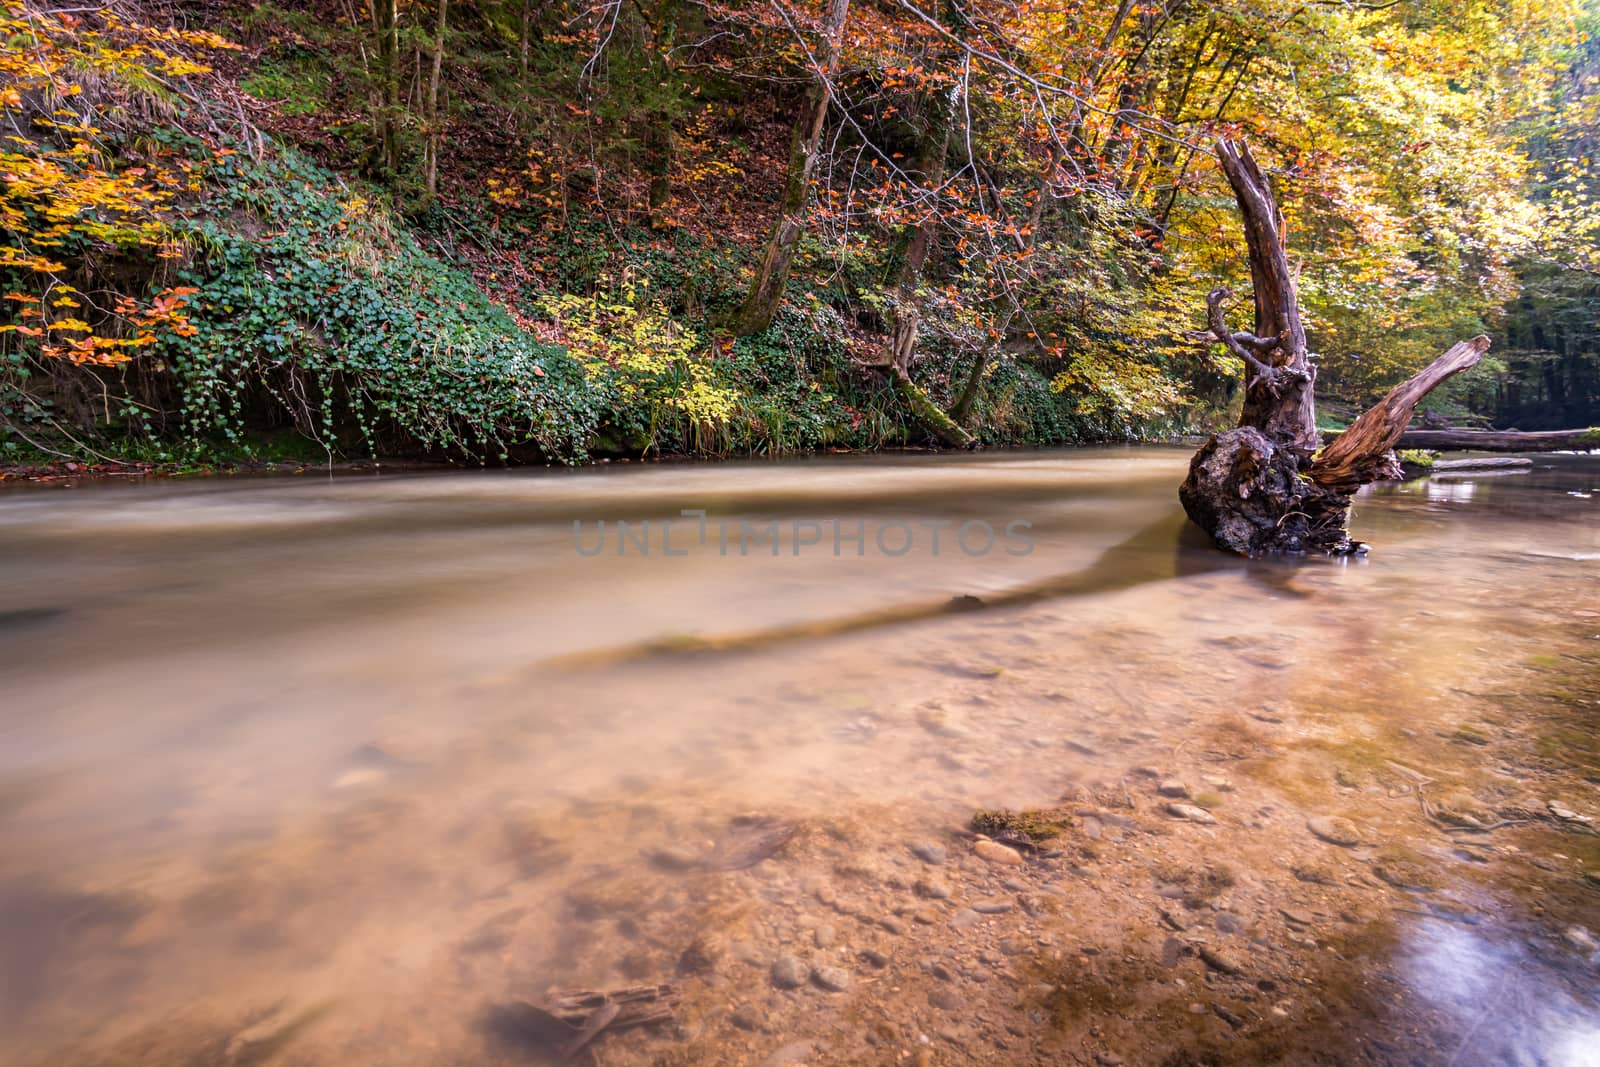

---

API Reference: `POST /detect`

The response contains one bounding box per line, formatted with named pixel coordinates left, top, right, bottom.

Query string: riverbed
left=1, top=446, right=1597, bottom=1066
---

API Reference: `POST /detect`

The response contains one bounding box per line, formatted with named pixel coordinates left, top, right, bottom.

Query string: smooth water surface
left=1, top=447, right=1597, bottom=1065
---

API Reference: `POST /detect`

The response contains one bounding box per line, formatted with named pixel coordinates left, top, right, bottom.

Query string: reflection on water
left=1426, top=479, right=1477, bottom=503
left=0, top=447, right=1597, bottom=1065
left=1401, top=919, right=1600, bottom=1067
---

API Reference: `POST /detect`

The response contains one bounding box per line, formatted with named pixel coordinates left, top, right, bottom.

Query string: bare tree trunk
left=1180, top=139, right=1491, bottom=556
left=519, top=0, right=530, bottom=81
left=420, top=0, right=449, bottom=207
left=1310, top=337, right=1491, bottom=491
left=1213, top=140, right=1319, bottom=450
left=641, top=0, right=682, bottom=231
left=949, top=340, right=988, bottom=424
left=731, top=0, right=850, bottom=336
left=644, top=119, right=674, bottom=230
left=372, top=0, right=402, bottom=177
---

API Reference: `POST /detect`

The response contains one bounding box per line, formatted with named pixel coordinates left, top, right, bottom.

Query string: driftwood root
left=1179, top=427, right=1359, bottom=556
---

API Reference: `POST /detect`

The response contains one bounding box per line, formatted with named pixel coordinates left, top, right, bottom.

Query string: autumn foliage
left=0, top=1, right=235, bottom=363
left=1, top=0, right=1596, bottom=462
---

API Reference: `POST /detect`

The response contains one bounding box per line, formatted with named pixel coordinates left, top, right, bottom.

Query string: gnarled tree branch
left=1206, top=286, right=1304, bottom=398
left=1309, top=336, right=1492, bottom=492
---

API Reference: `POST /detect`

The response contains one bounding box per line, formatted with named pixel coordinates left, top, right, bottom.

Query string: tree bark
left=642, top=0, right=681, bottom=232
left=1310, top=336, right=1491, bottom=492
left=519, top=0, right=530, bottom=81
left=420, top=0, right=449, bottom=207
left=372, top=0, right=402, bottom=178
left=1213, top=139, right=1318, bottom=451
left=644, top=118, right=674, bottom=230
left=731, top=0, right=850, bottom=336
left=891, top=366, right=975, bottom=448
left=949, top=340, right=988, bottom=424
left=1180, top=139, right=1493, bottom=556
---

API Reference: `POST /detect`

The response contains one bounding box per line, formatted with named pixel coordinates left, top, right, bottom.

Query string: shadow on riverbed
left=550, top=510, right=1316, bottom=667
left=0, top=878, right=149, bottom=1029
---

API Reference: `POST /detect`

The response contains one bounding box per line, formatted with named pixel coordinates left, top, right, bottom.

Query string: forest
left=1, top=0, right=1598, bottom=467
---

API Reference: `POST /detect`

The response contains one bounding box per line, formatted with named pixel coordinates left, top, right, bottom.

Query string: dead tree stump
left=1180, top=140, right=1491, bottom=556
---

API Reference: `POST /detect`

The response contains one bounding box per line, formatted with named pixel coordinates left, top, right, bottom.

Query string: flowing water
left=1, top=447, right=1597, bottom=1066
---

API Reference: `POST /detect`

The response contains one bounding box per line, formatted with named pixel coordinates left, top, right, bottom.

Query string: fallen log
left=1391, top=427, right=1598, bottom=452
left=891, top=365, right=976, bottom=449
left=1429, top=457, right=1533, bottom=472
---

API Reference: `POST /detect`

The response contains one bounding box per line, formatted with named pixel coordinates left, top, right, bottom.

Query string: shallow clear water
left=1, top=447, right=1596, bottom=1065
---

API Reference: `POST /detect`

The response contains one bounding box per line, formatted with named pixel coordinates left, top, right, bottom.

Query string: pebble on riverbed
left=771, top=955, right=808, bottom=989
left=1307, top=815, right=1361, bottom=847
left=1198, top=944, right=1246, bottom=975
left=971, top=899, right=1014, bottom=914
left=1166, top=803, right=1216, bottom=824
left=974, top=839, right=1024, bottom=865
left=648, top=845, right=703, bottom=871
left=811, top=965, right=850, bottom=992
left=1562, top=926, right=1598, bottom=954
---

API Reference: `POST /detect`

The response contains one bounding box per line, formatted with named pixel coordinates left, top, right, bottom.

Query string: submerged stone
left=771, top=954, right=808, bottom=989
left=974, top=839, right=1024, bottom=865
left=811, top=965, right=850, bottom=992
left=1167, top=803, right=1216, bottom=824
left=1307, top=815, right=1361, bottom=847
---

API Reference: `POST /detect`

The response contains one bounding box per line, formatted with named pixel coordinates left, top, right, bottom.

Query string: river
left=1, top=446, right=1597, bottom=1066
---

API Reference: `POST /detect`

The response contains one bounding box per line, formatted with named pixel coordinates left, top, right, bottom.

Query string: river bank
left=0, top=438, right=1211, bottom=486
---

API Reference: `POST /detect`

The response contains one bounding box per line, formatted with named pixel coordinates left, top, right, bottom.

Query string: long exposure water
left=1, top=446, right=1596, bottom=1065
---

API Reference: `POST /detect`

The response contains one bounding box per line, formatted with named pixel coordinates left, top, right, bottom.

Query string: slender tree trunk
left=642, top=0, right=681, bottom=231
left=644, top=118, right=674, bottom=230
left=731, top=0, right=850, bottom=336
left=949, top=337, right=991, bottom=424
left=519, top=0, right=530, bottom=81
left=1180, top=140, right=1491, bottom=556
left=1386, top=427, right=1599, bottom=452
left=888, top=79, right=955, bottom=376
left=421, top=0, right=449, bottom=207
left=1395, top=425, right=1593, bottom=451
left=884, top=85, right=972, bottom=448
left=373, top=0, right=401, bottom=177
left=875, top=1, right=984, bottom=447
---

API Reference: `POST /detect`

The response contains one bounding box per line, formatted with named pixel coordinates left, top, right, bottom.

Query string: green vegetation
left=970, top=807, right=1074, bottom=842
left=238, top=60, right=328, bottom=117
left=168, top=153, right=597, bottom=462
left=1397, top=449, right=1436, bottom=469
left=2, top=0, right=1598, bottom=469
